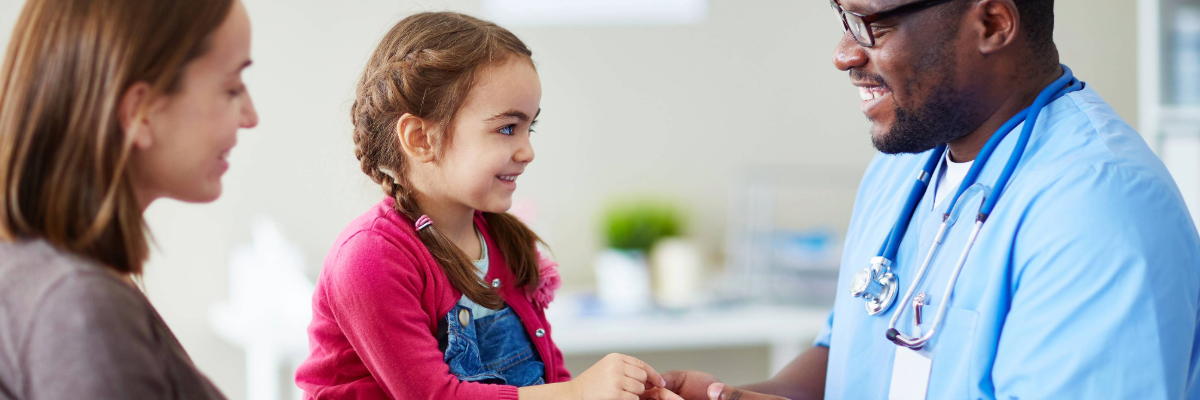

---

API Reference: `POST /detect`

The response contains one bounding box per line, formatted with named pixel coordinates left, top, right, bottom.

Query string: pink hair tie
left=415, top=215, right=433, bottom=231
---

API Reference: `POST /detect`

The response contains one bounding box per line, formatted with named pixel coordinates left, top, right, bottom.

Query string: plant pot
left=594, top=249, right=653, bottom=315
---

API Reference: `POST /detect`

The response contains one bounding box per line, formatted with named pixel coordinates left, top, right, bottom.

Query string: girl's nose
left=513, top=137, right=534, bottom=164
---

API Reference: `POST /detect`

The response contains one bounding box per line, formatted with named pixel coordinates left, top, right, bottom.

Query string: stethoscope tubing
left=887, top=220, right=983, bottom=348
left=877, top=147, right=946, bottom=262
left=880, top=66, right=1081, bottom=349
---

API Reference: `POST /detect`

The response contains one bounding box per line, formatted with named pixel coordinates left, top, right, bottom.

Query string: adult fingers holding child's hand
left=622, top=354, right=667, bottom=390
left=642, top=388, right=686, bottom=400
left=571, top=353, right=666, bottom=400
left=706, top=383, right=792, bottom=400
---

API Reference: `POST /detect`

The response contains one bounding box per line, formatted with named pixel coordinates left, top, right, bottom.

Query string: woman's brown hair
left=0, top=0, right=235, bottom=273
left=354, top=12, right=542, bottom=309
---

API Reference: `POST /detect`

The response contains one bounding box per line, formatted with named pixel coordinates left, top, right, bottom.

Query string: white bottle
left=651, top=238, right=704, bottom=309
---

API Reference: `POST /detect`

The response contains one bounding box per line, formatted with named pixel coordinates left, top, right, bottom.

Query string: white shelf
left=547, top=299, right=829, bottom=375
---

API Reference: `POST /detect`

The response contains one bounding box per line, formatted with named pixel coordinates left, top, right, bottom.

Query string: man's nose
left=833, top=32, right=868, bottom=72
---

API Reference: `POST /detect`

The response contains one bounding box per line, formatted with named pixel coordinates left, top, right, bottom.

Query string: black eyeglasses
left=831, top=0, right=959, bottom=47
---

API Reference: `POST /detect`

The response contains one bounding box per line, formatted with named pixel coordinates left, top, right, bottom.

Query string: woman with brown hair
left=0, top=0, right=258, bottom=398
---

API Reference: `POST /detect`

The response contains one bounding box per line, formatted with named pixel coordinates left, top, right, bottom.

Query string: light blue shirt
left=458, top=228, right=505, bottom=319
left=816, top=86, right=1200, bottom=399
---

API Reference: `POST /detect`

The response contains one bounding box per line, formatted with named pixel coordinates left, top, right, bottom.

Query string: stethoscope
left=848, top=65, right=1084, bottom=349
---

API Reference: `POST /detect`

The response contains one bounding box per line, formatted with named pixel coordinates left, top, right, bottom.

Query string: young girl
left=295, top=12, right=681, bottom=400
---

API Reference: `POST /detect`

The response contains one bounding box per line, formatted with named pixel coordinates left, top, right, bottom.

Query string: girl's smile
left=496, top=172, right=522, bottom=188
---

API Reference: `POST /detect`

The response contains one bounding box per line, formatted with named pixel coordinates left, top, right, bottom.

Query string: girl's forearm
left=518, top=381, right=575, bottom=400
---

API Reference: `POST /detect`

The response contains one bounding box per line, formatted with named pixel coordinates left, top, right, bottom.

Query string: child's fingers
left=622, top=376, right=647, bottom=395
left=620, top=354, right=666, bottom=388
left=623, top=362, right=649, bottom=385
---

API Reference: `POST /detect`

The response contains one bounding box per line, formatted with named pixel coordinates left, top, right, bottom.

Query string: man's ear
left=974, top=0, right=1020, bottom=55
left=118, top=82, right=155, bottom=150
left=397, top=113, right=435, bottom=163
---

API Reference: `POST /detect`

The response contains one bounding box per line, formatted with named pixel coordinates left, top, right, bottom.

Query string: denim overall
left=438, top=304, right=545, bottom=387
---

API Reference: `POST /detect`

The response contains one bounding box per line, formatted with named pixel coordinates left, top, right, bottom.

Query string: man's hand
left=661, top=371, right=789, bottom=400
left=662, top=370, right=720, bottom=400
left=706, top=383, right=791, bottom=400
left=663, top=347, right=827, bottom=400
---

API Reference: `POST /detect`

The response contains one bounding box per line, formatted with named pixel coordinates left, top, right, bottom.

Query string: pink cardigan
left=295, top=198, right=571, bottom=399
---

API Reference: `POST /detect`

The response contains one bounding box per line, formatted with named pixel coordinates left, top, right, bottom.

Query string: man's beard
left=870, top=79, right=974, bottom=155
left=868, top=33, right=976, bottom=155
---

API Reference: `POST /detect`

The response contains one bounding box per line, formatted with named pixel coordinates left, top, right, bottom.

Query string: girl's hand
left=568, top=353, right=678, bottom=400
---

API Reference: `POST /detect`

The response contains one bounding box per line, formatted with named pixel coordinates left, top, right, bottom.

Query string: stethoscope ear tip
left=886, top=328, right=901, bottom=343
left=886, top=328, right=923, bottom=350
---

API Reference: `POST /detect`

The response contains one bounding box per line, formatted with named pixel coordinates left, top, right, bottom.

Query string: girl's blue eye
left=499, top=124, right=515, bottom=135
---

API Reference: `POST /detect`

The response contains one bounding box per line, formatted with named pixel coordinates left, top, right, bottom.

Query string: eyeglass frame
left=831, top=0, right=960, bottom=47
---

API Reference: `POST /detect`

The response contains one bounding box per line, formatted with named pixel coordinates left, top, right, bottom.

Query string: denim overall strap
left=441, top=305, right=545, bottom=387
left=441, top=305, right=507, bottom=384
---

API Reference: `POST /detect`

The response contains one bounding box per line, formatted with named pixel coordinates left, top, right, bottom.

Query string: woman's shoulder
left=0, top=238, right=160, bottom=357
left=0, top=239, right=146, bottom=317
left=0, top=239, right=226, bottom=399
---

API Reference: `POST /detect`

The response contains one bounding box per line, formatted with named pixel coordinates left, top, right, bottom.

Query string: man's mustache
left=849, top=69, right=888, bottom=88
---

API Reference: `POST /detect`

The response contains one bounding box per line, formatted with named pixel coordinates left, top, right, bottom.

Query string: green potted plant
left=594, top=200, right=684, bottom=314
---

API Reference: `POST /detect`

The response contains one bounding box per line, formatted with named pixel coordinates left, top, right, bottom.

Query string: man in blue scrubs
left=664, top=0, right=1200, bottom=399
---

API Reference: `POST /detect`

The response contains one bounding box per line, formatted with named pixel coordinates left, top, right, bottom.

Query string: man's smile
left=856, top=83, right=892, bottom=117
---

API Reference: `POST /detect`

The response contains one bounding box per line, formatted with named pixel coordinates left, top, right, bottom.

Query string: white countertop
left=546, top=297, right=830, bottom=374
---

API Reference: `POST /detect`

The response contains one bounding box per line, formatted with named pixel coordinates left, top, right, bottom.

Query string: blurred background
left=2, top=0, right=1196, bottom=399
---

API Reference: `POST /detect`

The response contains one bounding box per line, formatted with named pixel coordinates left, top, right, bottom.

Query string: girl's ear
left=118, top=82, right=155, bottom=150
left=397, top=113, right=435, bottom=163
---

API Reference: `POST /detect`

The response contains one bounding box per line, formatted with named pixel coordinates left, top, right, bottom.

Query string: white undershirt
left=934, top=151, right=974, bottom=208
left=457, top=228, right=503, bottom=319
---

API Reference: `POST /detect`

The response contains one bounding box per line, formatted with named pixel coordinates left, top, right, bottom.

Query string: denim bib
left=438, top=304, right=545, bottom=387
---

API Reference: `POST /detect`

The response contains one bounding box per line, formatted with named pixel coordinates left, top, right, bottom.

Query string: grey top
left=0, top=239, right=225, bottom=400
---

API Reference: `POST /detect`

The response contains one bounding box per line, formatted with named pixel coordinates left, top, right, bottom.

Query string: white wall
left=0, top=0, right=1139, bottom=398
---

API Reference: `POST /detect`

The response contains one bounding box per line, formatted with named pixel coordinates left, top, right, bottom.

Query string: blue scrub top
left=816, top=86, right=1200, bottom=399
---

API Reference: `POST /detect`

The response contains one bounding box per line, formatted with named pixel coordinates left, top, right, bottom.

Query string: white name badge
left=888, top=346, right=932, bottom=400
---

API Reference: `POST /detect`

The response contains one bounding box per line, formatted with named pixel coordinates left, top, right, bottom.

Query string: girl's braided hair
left=352, top=12, right=542, bottom=309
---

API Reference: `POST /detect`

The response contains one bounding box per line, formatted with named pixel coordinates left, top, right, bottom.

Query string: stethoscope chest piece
left=850, top=257, right=899, bottom=315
